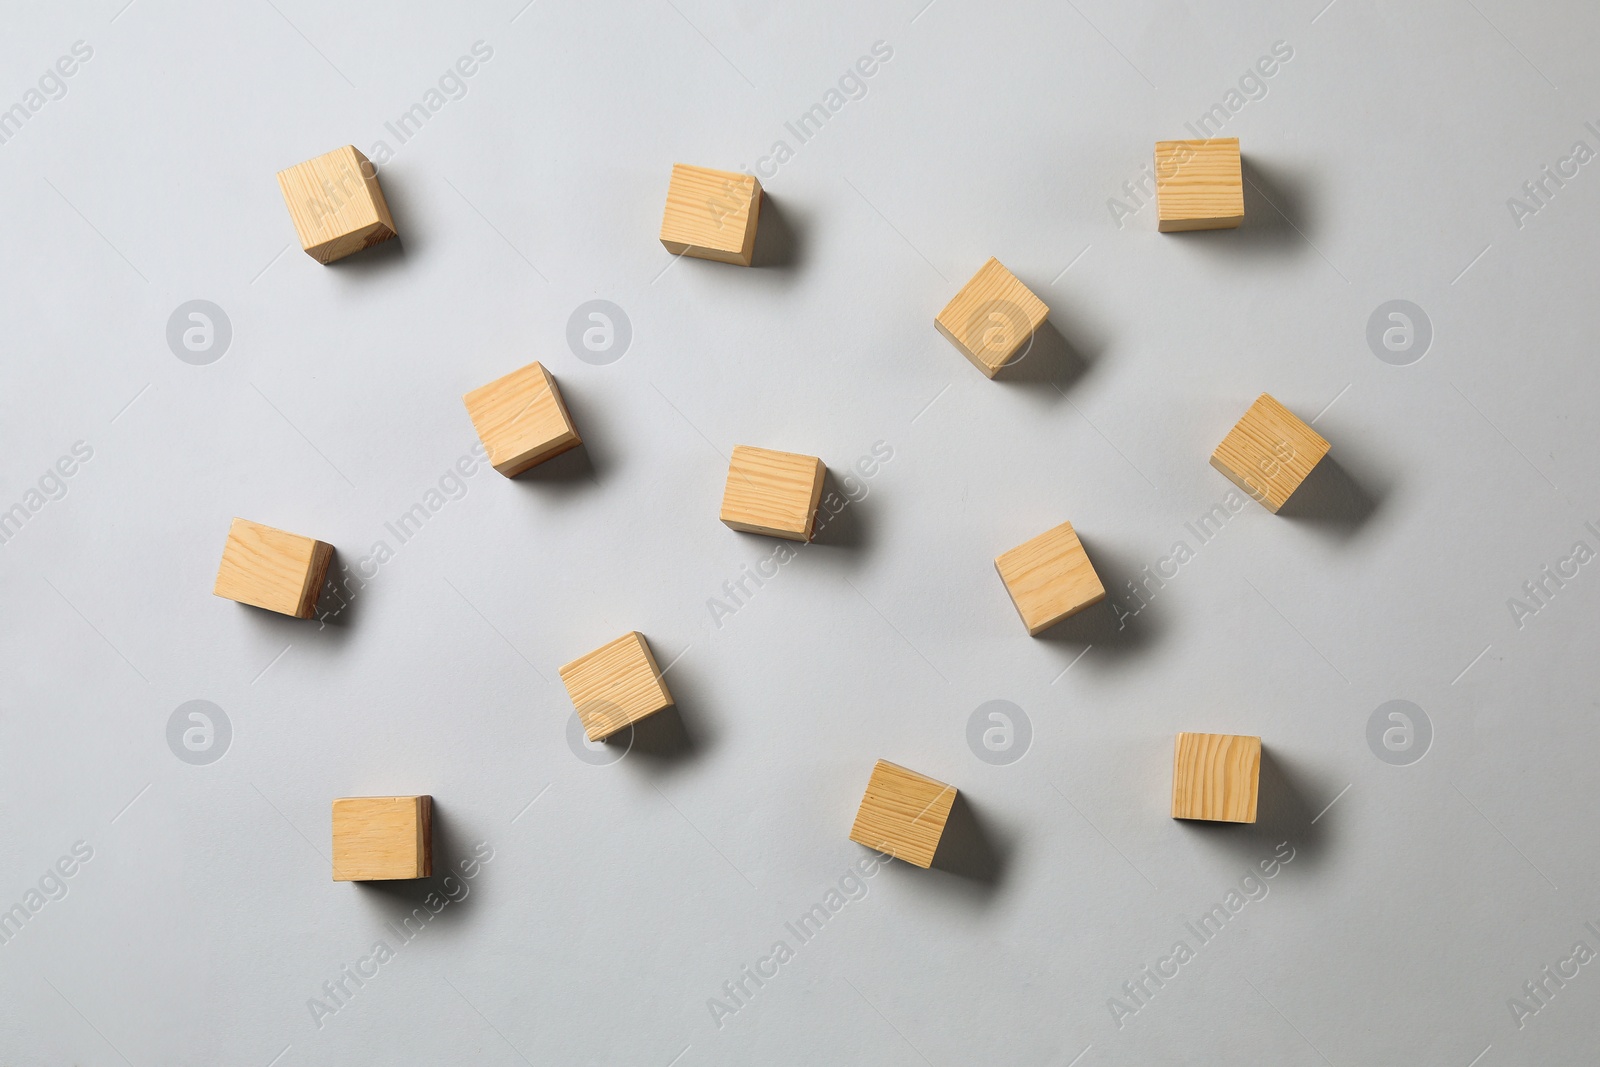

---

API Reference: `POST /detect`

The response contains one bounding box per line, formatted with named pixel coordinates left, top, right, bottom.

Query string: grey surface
left=1, top=1, right=1596, bottom=1064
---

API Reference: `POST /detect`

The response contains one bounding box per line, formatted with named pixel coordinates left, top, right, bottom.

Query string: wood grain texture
left=332, top=795, right=432, bottom=880
left=213, top=517, right=332, bottom=619
left=994, top=520, right=1106, bottom=635
left=276, top=145, right=397, bottom=263
left=848, top=760, right=956, bottom=869
left=719, top=445, right=826, bottom=541
left=1209, top=393, right=1330, bottom=513
left=1171, top=733, right=1260, bottom=822
left=463, top=361, right=582, bottom=477
left=659, top=163, right=762, bottom=265
left=559, top=631, right=675, bottom=741
left=1154, top=138, right=1243, bottom=232
left=934, top=257, right=1049, bottom=377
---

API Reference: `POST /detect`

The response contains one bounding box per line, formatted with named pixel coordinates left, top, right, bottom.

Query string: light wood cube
left=276, top=146, right=397, bottom=264
left=559, top=632, right=674, bottom=742
left=994, top=520, right=1106, bottom=636
left=719, top=445, right=826, bottom=542
left=659, top=164, right=762, bottom=266
left=463, top=361, right=582, bottom=477
left=848, top=760, right=957, bottom=869
left=1171, top=733, right=1260, bottom=823
left=332, top=796, right=432, bottom=880
left=1210, top=393, right=1330, bottom=513
left=213, top=517, right=333, bottom=619
left=934, top=258, right=1049, bottom=378
left=1154, top=138, right=1243, bottom=232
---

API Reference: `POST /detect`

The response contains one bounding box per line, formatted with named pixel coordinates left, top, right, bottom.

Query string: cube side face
left=1210, top=393, right=1330, bottom=512
left=660, top=164, right=762, bottom=265
left=559, top=632, right=674, bottom=741
left=994, top=521, right=1106, bottom=635
left=332, top=796, right=432, bottom=880
left=934, top=258, right=1049, bottom=377
left=277, top=146, right=397, bottom=263
left=463, top=362, right=582, bottom=477
left=1172, top=734, right=1260, bottom=822
left=848, top=760, right=956, bottom=868
left=213, top=518, right=332, bottom=618
left=719, top=446, right=826, bottom=541
left=1154, top=139, right=1244, bottom=232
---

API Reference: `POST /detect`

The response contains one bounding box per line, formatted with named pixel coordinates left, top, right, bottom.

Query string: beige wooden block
left=1210, top=393, right=1330, bottom=513
left=848, top=760, right=957, bottom=869
left=659, top=164, right=762, bottom=265
left=719, top=445, right=826, bottom=542
left=1154, top=138, right=1244, bottom=232
left=213, top=517, right=333, bottom=619
left=934, top=258, right=1049, bottom=378
left=332, top=796, right=432, bottom=881
left=276, top=146, right=397, bottom=263
left=994, top=520, right=1106, bottom=636
left=1171, top=733, right=1260, bottom=823
left=560, top=631, right=674, bottom=742
left=463, top=361, right=582, bottom=477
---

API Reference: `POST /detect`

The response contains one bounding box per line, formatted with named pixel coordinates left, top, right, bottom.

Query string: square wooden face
left=935, top=258, right=1049, bottom=377
left=276, top=145, right=396, bottom=262
left=719, top=446, right=826, bottom=541
left=559, top=632, right=675, bottom=741
left=1154, top=138, right=1243, bottom=231
left=659, top=164, right=762, bottom=265
left=213, top=518, right=332, bottom=619
left=463, top=362, right=581, bottom=476
left=1171, top=734, right=1260, bottom=822
left=332, top=796, right=432, bottom=880
left=1210, top=393, right=1330, bottom=512
left=995, top=520, right=1107, bottom=635
left=848, top=760, right=957, bottom=868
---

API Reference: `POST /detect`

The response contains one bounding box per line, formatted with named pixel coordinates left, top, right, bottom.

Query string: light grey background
left=1, top=1, right=1595, bottom=1064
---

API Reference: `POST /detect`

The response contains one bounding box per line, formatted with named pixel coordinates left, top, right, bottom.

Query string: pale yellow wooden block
left=276, top=146, right=397, bottom=263
left=332, top=796, right=432, bottom=881
left=848, top=760, right=956, bottom=869
left=719, top=445, right=826, bottom=542
left=1154, top=138, right=1243, bottom=232
left=994, top=520, right=1106, bottom=636
left=559, top=632, right=674, bottom=742
left=463, top=361, right=582, bottom=477
left=213, top=517, right=333, bottom=619
left=1172, top=733, right=1260, bottom=823
left=659, top=164, right=762, bottom=266
left=934, top=258, right=1049, bottom=377
left=1210, top=393, right=1330, bottom=513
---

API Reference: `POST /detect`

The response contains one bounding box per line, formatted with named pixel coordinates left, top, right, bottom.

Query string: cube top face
left=463, top=361, right=582, bottom=477
left=848, top=760, right=957, bottom=869
left=660, top=164, right=763, bottom=266
left=213, top=517, right=333, bottom=619
left=1210, top=393, right=1330, bottom=513
left=934, top=258, right=1049, bottom=377
left=276, top=146, right=397, bottom=263
left=719, top=445, right=826, bottom=542
left=1154, top=138, right=1243, bottom=232
left=994, top=520, right=1106, bottom=636
left=332, top=796, right=432, bottom=881
left=559, top=631, right=675, bottom=742
left=1171, top=733, right=1260, bottom=823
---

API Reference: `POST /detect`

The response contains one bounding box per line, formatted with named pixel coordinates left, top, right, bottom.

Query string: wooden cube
left=276, top=146, right=397, bottom=264
left=560, top=632, right=674, bottom=742
left=719, top=445, right=826, bottom=542
left=1154, top=138, right=1243, bottom=232
left=213, top=517, right=333, bottom=619
left=463, top=361, right=582, bottom=477
left=994, top=520, right=1106, bottom=636
left=332, top=796, right=432, bottom=881
left=1171, top=733, right=1260, bottom=823
left=1210, top=393, right=1330, bottom=513
left=934, top=258, right=1049, bottom=378
left=848, top=760, right=957, bottom=869
left=659, top=164, right=762, bottom=266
